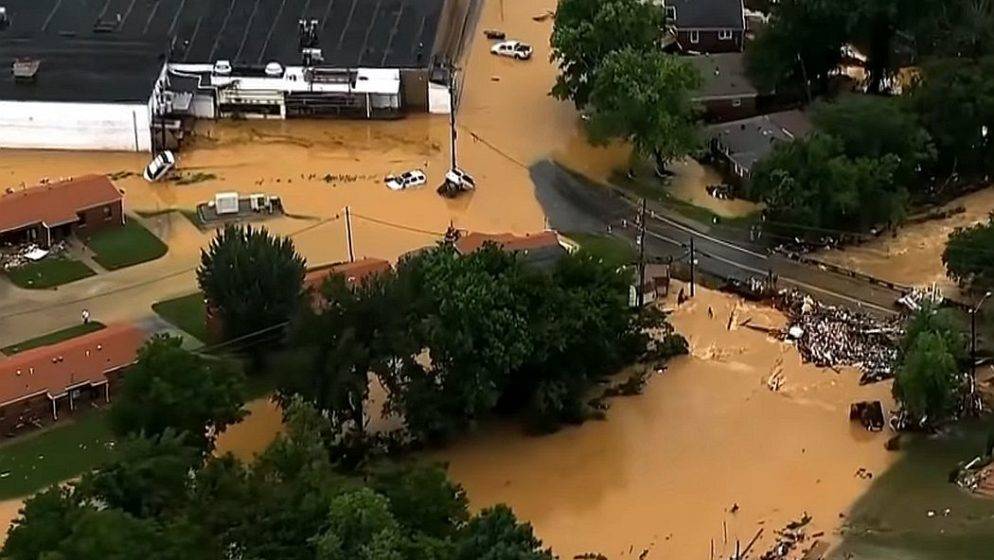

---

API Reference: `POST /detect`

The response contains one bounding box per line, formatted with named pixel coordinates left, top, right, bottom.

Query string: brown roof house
left=0, top=175, right=124, bottom=247
left=303, top=257, right=393, bottom=307
left=454, top=231, right=571, bottom=269
left=0, top=324, right=147, bottom=435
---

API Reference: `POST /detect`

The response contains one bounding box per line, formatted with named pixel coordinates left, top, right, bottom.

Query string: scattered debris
left=760, top=513, right=812, bottom=560
left=1, top=240, right=70, bottom=270
left=774, top=290, right=901, bottom=383
left=854, top=467, right=873, bottom=480
left=532, top=10, right=554, bottom=21
left=484, top=29, right=506, bottom=40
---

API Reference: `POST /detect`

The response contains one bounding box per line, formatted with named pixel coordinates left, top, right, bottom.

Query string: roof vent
left=265, top=62, right=284, bottom=77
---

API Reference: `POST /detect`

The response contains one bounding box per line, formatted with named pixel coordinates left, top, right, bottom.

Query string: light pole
left=971, top=291, right=992, bottom=407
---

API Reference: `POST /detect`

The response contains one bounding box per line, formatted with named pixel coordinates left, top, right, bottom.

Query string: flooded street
left=818, top=187, right=994, bottom=300
left=438, top=285, right=896, bottom=558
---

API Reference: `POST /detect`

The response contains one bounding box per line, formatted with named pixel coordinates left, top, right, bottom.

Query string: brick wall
left=73, top=200, right=123, bottom=235
left=677, top=29, right=743, bottom=53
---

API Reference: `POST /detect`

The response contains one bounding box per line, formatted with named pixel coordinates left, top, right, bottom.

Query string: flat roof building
left=0, top=0, right=464, bottom=151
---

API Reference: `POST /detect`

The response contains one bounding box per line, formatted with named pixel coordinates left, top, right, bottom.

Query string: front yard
left=1, top=322, right=106, bottom=356
left=4, top=257, right=95, bottom=289
left=151, top=292, right=208, bottom=343
left=82, top=219, right=168, bottom=270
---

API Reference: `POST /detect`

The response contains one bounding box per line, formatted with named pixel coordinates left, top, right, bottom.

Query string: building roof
left=666, top=0, right=745, bottom=29
left=0, top=324, right=147, bottom=408
left=304, top=258, right=393, bottom=293
left=0, top=0, right=446, bottom=103
left=454, top=231, right=568, bottom=270
left=688, top=53, right=758, bottom=100
left=0, top=175, right=123, bottom=234
left=708, top=110, right=812, bottom=174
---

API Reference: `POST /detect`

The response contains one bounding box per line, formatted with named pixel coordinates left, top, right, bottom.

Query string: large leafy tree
left=457, top=505, right=554, bottom=560
left=197, top=224, right=306, bottom=340
left=745, top=0, right=851, bottom=95
left=907, top=56, right=994, bottom=180
left=750, top=134, right=906, bottom=237
left=586, top=48, right=702, bottom=175
left=811, top=95, right=934, bottom=189
left=550, top=0, right=663, bottom=108
left=944, top=216, right=994, bottom=292
left=110, top=335, right=246, bottom=453
left=893, top=330, right=963, bottom=424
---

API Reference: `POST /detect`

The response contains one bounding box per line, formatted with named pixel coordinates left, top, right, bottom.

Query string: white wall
left=428, top=82, right=451, bottom=114
left=0, top=100, right=153, bottom=152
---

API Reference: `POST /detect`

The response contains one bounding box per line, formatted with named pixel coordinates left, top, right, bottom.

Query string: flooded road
left=818, top=187, right=994, bottom=300
left=437, top=285, right=896, bottom=558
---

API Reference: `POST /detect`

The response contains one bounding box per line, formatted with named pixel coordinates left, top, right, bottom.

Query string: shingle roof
left=0, top=175, right=122, bottom=234
left=0, top=324, right=147, bottom=407
left=688, top=53, right=758, bottom=100
left=667, top=0, right=745, bottom=29
left=304, top=258, right=392, bottom=292
left=708, top=110, right=812, bottom=173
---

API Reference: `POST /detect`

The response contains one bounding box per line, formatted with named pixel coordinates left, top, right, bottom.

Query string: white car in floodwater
left=143, top=150, right=175, bottom=182
left=490, top=40, right=533, bottom=60
left=385, top=169, right=428, bottom=191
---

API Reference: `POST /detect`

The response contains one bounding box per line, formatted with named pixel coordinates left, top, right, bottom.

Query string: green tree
left=745, top=0, right=851, bottom=95
left=79, top=430, right=200, bottom=518
left=110, top=335, right=246, bottom=453
left=907, top=56, right=994, bottom=180
left=893, top=331, right=963, bottom=423
left=550, top=0, right=663, bottom=108
left=811, top=95, right=934, bottom=189
left=2, top=486, right=83, bottom=560
left=899, top=303, right=969, bottom=365
left=750, top=133, right=906, bottom=237
left=457, top=505, right=554, bottom=560
left=371, top=464, right=470, bottom=539
left=315, top=488, right=404, bottom=560
left=944, top=216, right=994, bottom=292
left=197, top=224, right=306, bottom=340
left=586, top=48, right=701, bottom=176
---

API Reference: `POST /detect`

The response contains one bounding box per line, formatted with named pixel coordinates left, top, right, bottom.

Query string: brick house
left=664, top=0, right=746, bottom=53
left=303, top=258, right=393, bottom=306
left=0, top=175, right=124, bottom=248
left=454, top=231, right=570, bottom=270
left=707, top=110, right=813, bottom=189
left=0, top=324, right=147, bottom=436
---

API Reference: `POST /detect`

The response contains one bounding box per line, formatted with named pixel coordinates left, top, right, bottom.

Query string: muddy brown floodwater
left=437, top=284, right=896, bottom=559
left=818, top=186, right=994, bottom=300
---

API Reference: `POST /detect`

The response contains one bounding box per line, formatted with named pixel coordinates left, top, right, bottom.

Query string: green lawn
left=82, top=219, right=168, bottom=270
left=152, top=292, right=208, bottom=343
left=0, top=412, right=116, bottom=500
left=567, top=232, right=637, bottom=269
left=4, top=258, right=96, bottom=289
left=2, top=322, right=106, bottom=356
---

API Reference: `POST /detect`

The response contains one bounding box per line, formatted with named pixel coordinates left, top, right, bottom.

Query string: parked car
left=385, top=169, right=428, bottom=191
left=143, top=150, right=176, bottom=182
left=490, top=41, right=533, bottom=60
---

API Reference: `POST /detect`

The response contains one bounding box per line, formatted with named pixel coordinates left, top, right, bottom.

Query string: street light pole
left=971, top=291, right=992, bottom=409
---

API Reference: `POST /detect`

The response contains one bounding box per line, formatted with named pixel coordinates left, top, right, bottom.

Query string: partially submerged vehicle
left=385, top=169, right=428, bottom=191
left=143, top=150, right=176, bottom=182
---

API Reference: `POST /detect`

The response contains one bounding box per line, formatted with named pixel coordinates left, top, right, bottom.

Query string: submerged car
left=385, top=169, right=428, bottom=191
left=143, top=150, right=176, bottom=182
left=490, top=40, right=533, bottom=60
left=445, top=168, right=476, bottom=190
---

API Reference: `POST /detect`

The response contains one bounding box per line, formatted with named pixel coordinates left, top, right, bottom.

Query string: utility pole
left=448, top=65, right=458, bottom=172
left=689, top=236, right=696, bottom=298
left=344, top=206, right=355, bottom=262
left=796, top=52, right=813, bottom=104
left=636, top=198, right=647, bottom=307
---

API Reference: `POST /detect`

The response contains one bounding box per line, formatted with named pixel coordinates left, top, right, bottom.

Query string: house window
left=665, top=6, right=676, bottom=20
left=719, top=29, right=733, bottom=40
left=731, top=98, right=742, bottom=107
left=689, top=30, right=700, bottom=44
left=103, top=206, right=112, bottom=220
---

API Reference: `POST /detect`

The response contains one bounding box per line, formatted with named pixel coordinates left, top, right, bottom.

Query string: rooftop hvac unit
left=249, top=193, right=268, bottom=211
left=265, top=62, right=284, bottom=77
left=214, top=192, right=240, bottom=215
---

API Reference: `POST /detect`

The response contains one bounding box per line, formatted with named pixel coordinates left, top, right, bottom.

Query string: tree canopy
left=944, top=216, right=994, bottom=292
left=550, top=0, right=663, bottom=109
left=586, top=48, right=702, bottom=175
left=110, top=335, right=246, bottom=453
left=749, top=133, right=906, bottom=237
left=197, top=224, right=306, bottom=341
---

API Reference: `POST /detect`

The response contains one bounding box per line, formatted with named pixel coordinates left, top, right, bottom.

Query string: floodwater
left=666, top=159, right=759, bottom=218
left=818, top=186, right=994, bottom=300
left=437, top=284, right=896, bottom=558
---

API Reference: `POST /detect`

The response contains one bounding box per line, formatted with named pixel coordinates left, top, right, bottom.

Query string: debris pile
left=0, top=241, right=69, bottom=270
left=775, top=290, right=901, bottom=383
left=759, top=513, right=812, bottom=560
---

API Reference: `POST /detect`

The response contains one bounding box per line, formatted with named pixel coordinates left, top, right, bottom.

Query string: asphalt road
left=530, top=160, right=905, bottom=316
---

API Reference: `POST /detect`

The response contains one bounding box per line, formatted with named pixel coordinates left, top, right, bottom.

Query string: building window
left=665, top=6, right=676, bottom=20
left=689, top=30, right=700, bottom=44
left=103, top=206, right=112, bottom=220
left=719, top=29, right=733, bottom=40
left=731, top=98, right=742, bottom=107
